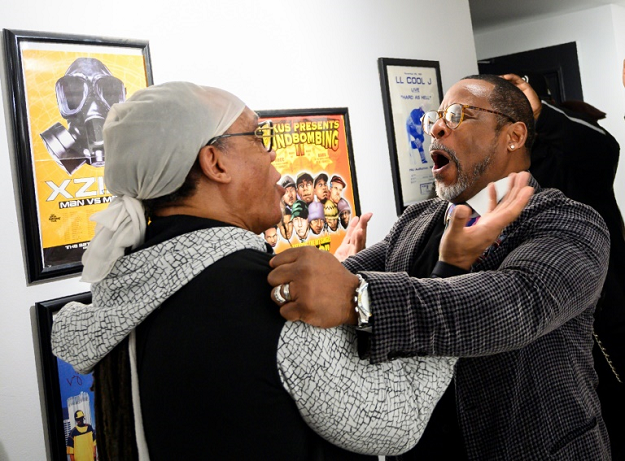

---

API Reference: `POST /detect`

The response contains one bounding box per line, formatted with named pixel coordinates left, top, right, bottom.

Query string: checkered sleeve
left=277, top=322, right=455, bottom=455
left=343, top=238, right=389, bottom=273
left=364, top=195, right=610, bottom=364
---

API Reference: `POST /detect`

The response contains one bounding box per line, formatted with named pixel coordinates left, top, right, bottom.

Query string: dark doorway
left=478, top=42, right=583, bottom=105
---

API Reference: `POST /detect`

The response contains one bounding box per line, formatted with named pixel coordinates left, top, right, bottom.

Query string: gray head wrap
left=81, top=82, right=246, bottom=283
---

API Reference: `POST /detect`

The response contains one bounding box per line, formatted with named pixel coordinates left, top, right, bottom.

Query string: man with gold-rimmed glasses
left=268, top=74, right=611, bottom=460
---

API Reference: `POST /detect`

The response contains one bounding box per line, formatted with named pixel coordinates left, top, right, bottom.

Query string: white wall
left=0, top=1, right=478, bottom=458
left=474, top=4, right=625, bottom=213
left=614, top=4, right=625, bottom=92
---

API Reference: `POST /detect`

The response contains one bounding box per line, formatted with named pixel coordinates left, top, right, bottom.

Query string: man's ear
left=506, top=121, right=528, bottom=152
left=198, top=145, right=231, bottom=184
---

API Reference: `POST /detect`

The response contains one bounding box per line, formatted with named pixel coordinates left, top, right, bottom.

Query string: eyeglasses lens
left=256, top=121, right=274, bottom=152
left=422, top=111, right=438, bottom=135
left=445, top=104, right=463, bottom=129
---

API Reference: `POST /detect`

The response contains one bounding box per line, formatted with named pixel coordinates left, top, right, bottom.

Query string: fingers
left=279, top=302, right=301, bottom=323
left=500, top=73, right=524, bottom=86
left=477, top=172, right=533, bottom=234
left=334, top=212, right=373, bottom=262
left=359, top=212, right=373, bottom=227
left=269, top=246, right=314, bottom=269
left=500, top=74, right=541, bottom=117
left=439, top=204, right=479, bottom=270
left=485, top=171, right=519, bottom=214
left=486, top=181, right=498, bottom=213
left=349, top=212, right=372, bottom=249
left=268, top=248, right=318, bottom=292
left=343, top=216, right=360, bottom=241
left=271, top=280, right=295, bottom=306
left=445, top=204, right=471, bottom=234
left=512, top=170, right=530, bottom=187
left=268, top=245, right=357, bottom=328
left=499, top=172, right=523, bottom=206
left=480, top=173, right=533, bottom=230
left=344, top=212, right=373, bottom=240
left=505, top=172, right=533, bottom=211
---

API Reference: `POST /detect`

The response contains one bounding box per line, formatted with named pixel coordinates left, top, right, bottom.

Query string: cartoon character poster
left=258, top=109, right=360, bottom=255
left=4, top=31, right=152, bottom=281
left=378, top=58, right=444, bottom=215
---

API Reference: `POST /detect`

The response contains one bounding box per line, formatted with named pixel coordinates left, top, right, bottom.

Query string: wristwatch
left=355, top=274, right=372, bottom=332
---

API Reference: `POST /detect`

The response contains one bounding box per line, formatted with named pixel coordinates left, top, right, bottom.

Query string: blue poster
left=57, top=358, right=96, bottom=460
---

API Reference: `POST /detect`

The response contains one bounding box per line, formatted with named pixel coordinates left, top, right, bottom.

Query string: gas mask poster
left=258, top=109, right=360, bottom=255
left=3, top=30, right=153, bottom=282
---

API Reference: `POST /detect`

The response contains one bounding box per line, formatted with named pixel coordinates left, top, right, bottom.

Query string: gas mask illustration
left=40, top=58, right=126, bottom=175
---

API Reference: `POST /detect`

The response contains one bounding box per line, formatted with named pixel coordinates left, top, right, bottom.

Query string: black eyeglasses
left=206, top=120, right=275, bottom=152
left=420, top=103, right=516, bottom=136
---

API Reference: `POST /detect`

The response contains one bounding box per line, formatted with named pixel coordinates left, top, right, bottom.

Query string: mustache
left=430, top=141, right=454, bottom=157
left=429, top=141, right=459, bottom=166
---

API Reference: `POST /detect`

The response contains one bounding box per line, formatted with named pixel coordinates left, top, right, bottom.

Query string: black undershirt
left=392, top=216, right=468, bottom=460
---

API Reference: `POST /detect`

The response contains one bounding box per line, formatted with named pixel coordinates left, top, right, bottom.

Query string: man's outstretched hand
left=440, top=171, right=534, bottom=270
left=334, top=212, right=373, bottom=262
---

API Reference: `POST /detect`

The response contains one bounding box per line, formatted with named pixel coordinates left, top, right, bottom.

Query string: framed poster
left=3, top=29, right=153, bottom=283
left=258, top=108, right=360, bottom=255
left=35, top=292, right=95, bottom=461
left=378, top=58, right=443, bottom=215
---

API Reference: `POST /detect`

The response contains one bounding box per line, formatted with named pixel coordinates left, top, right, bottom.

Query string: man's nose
left=430, top=117, right=451, bottom=140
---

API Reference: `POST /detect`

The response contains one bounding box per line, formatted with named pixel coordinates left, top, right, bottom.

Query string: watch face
left=356, top=277, right=371, bottom=325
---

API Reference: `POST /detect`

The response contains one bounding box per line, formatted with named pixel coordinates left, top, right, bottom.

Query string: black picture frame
left=378, top=58, right=444, bottom=215
left=35, top=292, right=93, bottom=461
left=3, top=29, right=154, bottom=283
left=258, top=107, right=361, bottom=254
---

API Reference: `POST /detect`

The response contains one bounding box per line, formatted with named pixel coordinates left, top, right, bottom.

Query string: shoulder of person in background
left=558, top=100, right=606, bottom=127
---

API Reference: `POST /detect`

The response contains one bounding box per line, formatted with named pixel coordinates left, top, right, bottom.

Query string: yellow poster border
left=3, top=29, right=153, bottom=283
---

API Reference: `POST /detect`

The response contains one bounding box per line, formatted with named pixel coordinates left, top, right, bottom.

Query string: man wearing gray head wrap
left=81, top=82, right=246, bottom=283
left=51, top=81, right=459, bottom=460
left=50, top=81, right=526, bottom=460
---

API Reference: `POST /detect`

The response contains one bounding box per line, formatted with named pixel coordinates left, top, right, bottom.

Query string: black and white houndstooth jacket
left=344, top=177, right=612, bottom=460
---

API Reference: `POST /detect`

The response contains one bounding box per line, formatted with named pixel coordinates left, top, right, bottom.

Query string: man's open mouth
left=431, top=151, right=450, bottom=170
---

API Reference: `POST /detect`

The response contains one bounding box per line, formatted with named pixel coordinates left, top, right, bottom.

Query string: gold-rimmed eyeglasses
left=420, top=103, right=516, bottom=136
left=206, top=120, right=275, bottom=152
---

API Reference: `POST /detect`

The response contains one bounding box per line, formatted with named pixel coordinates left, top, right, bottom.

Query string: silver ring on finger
left=283, top=282, right=291, bottom=301
left=273, top=285, right=286, bottom=305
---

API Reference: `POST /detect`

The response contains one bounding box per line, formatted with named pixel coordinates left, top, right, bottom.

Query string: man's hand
left=268, top=246, right=359, bottom=328
left=440, top=171, right=534, bottom=270
left=334, top=212, right=373, bottom=262
left=500, top=74, right=542, bottom=119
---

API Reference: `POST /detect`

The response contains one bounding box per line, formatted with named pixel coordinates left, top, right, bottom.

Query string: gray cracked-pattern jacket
left=51, top=222, right=455, bottom=457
